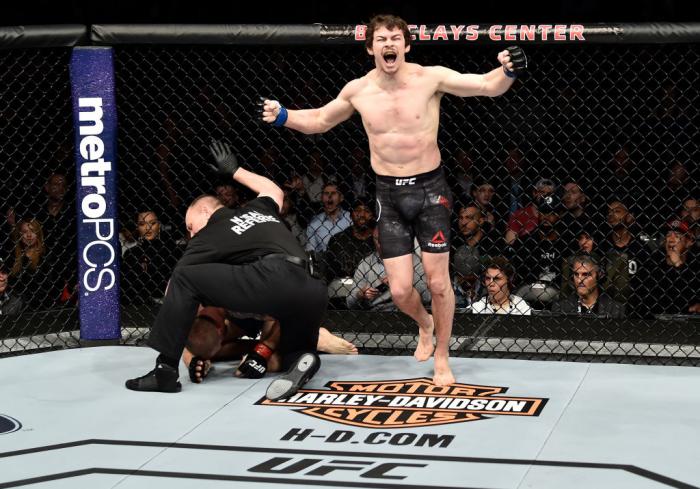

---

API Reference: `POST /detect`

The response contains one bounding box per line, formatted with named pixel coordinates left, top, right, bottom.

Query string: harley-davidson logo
left=258, top=378, right=548, bottom=428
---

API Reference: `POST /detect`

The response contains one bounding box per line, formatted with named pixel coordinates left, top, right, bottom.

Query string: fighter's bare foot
left=414, top=315, right=435, bottom=362
left=432, top=356, right=455, bottom=386
left=317, top=327, right=359, bottom=355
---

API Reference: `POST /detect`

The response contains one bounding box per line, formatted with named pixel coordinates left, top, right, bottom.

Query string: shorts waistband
left=375, top=166, right=443, bottom=186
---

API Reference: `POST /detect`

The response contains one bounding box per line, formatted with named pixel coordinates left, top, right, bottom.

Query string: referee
left=126, top=141, right=327, bottom=400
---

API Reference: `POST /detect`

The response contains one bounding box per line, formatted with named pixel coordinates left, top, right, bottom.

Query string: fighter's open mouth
left=383, top=52, right=397, bottom=64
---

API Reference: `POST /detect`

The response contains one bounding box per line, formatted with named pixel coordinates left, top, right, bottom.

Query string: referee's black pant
left=147, top=257, right=327, bottom=369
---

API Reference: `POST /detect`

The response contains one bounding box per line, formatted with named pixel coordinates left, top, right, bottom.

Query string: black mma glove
left=208, top=139, right=240, bottom=176
left=188, top=356, right=210, bottom=383
left=236, top=342, right=273, bottom=379
left=504, top=46, right=527, bottom=78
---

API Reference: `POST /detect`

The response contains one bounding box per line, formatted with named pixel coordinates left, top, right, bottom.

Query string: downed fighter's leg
left=317, top=327, right=358, bottom=355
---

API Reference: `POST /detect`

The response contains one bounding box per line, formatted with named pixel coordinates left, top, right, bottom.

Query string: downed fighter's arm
left=262, top=80, right=358, bottom=134
left=233, top=168, right=284, bottom=212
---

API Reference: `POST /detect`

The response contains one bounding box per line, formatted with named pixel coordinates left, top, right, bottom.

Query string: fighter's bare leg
left=383, top=254, right=435, bottom=362
left=317, top=327, right=358, bottom=354
left=421, top=252, right=455, bottom=386
left=235, top=319, right=357, bottom=376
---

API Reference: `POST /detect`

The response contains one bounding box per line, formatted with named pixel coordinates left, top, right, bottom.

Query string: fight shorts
left=375, top=166, right=452, bottom=259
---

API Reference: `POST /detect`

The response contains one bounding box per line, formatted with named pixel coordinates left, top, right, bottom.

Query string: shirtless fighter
left=261, top=15, right=526, bottom=385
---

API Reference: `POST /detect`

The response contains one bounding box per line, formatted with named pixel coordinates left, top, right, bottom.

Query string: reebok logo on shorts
left=428, top=230, right=447, bottom=248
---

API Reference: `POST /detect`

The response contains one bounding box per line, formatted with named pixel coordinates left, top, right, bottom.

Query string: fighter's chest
left=354, top=85, right=437, bottom=131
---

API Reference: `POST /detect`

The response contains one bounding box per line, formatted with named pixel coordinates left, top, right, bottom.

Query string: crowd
left=1, top=152, right=698, bottom=320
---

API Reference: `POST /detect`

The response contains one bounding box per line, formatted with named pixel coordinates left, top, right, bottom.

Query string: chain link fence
left=113, top=41, right=699, bottom=363
left=0, top=47, right=79, bottom=355
left=1, top=27, right=699, bottom=363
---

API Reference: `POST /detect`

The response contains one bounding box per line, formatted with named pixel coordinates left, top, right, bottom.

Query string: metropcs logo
left=77, top=97, right=116, bottom=293
left=258, top=378, right=547, bottom=428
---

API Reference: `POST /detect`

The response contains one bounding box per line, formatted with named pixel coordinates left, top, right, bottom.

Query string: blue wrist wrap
left=273, top=106, right=288, bottom=127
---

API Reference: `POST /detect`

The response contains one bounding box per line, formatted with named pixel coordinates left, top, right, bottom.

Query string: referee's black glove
left=208, top=139, right=240, bottom=176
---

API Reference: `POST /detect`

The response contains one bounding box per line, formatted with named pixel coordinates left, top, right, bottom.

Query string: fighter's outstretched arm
left=261, top=81, right=358, bottom=134
left=437, top=46, right=526, bottom=98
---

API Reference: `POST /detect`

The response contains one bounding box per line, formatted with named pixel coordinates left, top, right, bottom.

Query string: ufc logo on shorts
left=395, top=178, right=416, bottom=186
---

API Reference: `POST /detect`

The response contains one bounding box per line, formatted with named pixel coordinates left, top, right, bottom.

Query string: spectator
left=325, top=199, right=375, bottom=280
left=448, top=148, right=474, bottom=204
left=0, top=258, right=23, bottom=316
left=553, top=254, right=625, bottom=318
left=560, top=225, right=605, bottom=298
left=1, top=208, right=14, bottom=260
left=511, top=197, right=567, bottom=306
left=451, top=204, right=503, bottom=309
left=651, top=161, right=692, bottom=231
left=471, top=256, right=531, bottom=315
left=214, top=181, right=240, bottom=209
left=37, top=173, right=74, bottom=246
left=561, top=182, right=587, bottom=220
left=283, top=173, right=316, bottom=229
left=470, top=181, right=497, bottom=229
left=305, top=182, right=352, bottom=253
left=635, top=219, right=699, bottom=317
left=119, top=225, right=139, bottom=257
left=601, top=200, right=651, bottom=306
left=505, top=178, right=556, bottom=245
left=9, top=172, right=74, bottom=248
left=559, top=181, right=601, bottom=250
left=452, top=245, right=484, bottom=311
left=502, top=146, right=527, bottom=214
left=279, top=192, right=307, bottom=248
left=121, top=210, right=180, bottom=304
left=258, top=146, right=283, bottom=181
left=452, top=205, right=501, bottom=256
left=679, top=197, right=700, bottom=246
left=302, top=149, right=327, bottom=203
left=347, top=147, right=374, bottom=203
left=9, top=219, right=58, bottom=308
left=598, top=143, right=652, bottom=205
left=347, top=228, right=429, bottom=311
left=12, top=172, right=78, bottom=299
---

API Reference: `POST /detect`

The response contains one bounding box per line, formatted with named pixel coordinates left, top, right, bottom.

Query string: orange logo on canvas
left=258, top=378, right=548, bottom=428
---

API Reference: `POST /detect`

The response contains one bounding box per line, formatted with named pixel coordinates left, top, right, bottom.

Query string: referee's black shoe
left=266, top=352, right=320, bottom=401
left=126, top=362, right=182, bottom=393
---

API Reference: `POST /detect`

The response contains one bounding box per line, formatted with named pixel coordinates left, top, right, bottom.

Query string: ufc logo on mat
left=395, top=178, right=416, bottom=186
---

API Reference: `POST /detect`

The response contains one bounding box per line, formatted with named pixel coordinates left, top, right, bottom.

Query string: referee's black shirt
left=177, top=197, right=306, bottom=268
